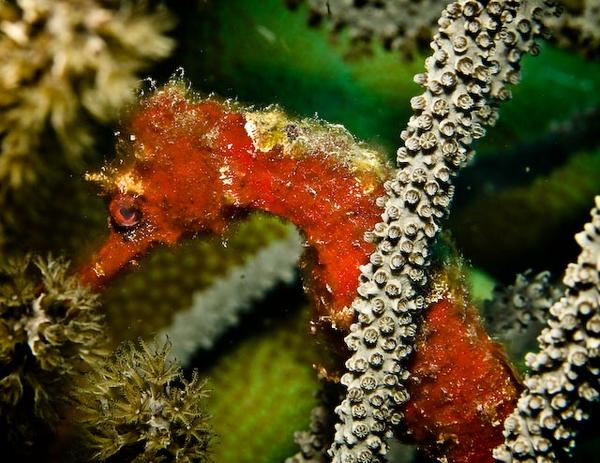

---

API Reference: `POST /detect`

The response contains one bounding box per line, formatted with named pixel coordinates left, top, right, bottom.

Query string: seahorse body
left=80, top=83, right=520, bottom=462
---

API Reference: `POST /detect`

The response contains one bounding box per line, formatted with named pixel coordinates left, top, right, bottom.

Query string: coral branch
left=485, top=271, right=562, bottom=335
left=484, top=270, right=563, bottom=360
left=544, top=0, right=600, bottom=56
left=293, top=0, right=599, bottom=58
left=494, top=196, right=600, bottom=461
left=159, top=226, right=302, bottom=363
left=329, top=1, right=555, bottom=462
left=295, top=0, right=451, bottom=57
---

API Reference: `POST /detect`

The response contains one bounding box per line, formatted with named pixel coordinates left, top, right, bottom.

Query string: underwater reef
left=1, top=0, right=599, bottom=462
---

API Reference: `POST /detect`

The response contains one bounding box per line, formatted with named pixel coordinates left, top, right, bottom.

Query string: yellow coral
left=0, top=0, right=175, bottom=194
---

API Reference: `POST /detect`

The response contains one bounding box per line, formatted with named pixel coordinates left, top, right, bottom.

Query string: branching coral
left=0, top=255, right=106, bottom=423
left=329, top=1, right=555, bottom=461
left=485, top=271, right=562, bottom=334
left=160, top=225, right=302, bottom=363
left=544, top=0, right=600, bottom=56
left=289, top=402, right=335, bottom=463
left=494, top=196, right=600, bottom=462
left=0, top=0, right=174, bottom=199
left=76, top=339, right=213, bottom=463
left=484, top=270, right=564, bottom=360
left=290, top=0, right=600, bottom=60
left=288, top=0, right=451, bottom=58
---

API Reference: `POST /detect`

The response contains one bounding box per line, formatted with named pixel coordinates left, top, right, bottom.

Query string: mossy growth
left=0, top=254, right=107, bottom=425
left=76, top=339, right=212, bottom=463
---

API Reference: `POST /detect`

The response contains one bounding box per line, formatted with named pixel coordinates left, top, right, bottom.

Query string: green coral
left=0, top=254, right=106, bottom=422
left=76, top=339, right=212, bottom=463
left=102, top=213, right=293, bottom=344
left=450, top=147, right=600, bottom=279
left=205, top=305, right=322, bottom=463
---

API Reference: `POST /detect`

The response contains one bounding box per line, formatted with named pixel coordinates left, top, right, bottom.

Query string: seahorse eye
left=109, top=195, right=141, bottom=228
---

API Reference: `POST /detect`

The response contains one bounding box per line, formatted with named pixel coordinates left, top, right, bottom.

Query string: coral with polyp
left=0, top=255, right=106, bottom=427
left=81, top=81, right=522, bottom=462
left=0, top=0, right=174, bottom=199
left=76, top=339, right=212, bottom=462
left=292, top=0, right=451, bottom=57
left=494, top=198, right=600, bottom=462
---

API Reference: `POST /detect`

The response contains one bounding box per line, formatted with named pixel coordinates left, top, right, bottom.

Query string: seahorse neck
left=213, top=110, right=385, bottom=329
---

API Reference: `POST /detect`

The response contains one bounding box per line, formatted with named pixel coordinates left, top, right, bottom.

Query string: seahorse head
left=80, top=83, right=239, bottom=287
left=80, top=80, right=392, bottom=296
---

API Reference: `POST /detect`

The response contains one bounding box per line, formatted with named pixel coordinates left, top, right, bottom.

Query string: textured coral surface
left=494, top=197, right=600, bottom=462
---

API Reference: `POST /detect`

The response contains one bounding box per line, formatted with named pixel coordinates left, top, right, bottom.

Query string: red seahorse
left=80, top=83, right=520, bottom=463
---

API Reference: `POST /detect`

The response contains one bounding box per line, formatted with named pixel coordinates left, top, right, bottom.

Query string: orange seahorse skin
left=79, top=85, right=519, bottom=462
left=403, top=284, right=521, bottom=462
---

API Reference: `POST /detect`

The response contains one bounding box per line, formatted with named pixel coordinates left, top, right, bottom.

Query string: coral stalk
left=330, top=1, right=554, bottom=462
left=295, top=0, right=451, bottom=57
left=484, top=270, right=563, bottom=361
left=159, top=226, right=303, bottom=363
left=544, top=0, right=600, bottom=56
left=494, top=197, right=600, bottom=462
left=485, top=271, right=563, bottom=335
left=289, top=265, right=524, bottom=463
